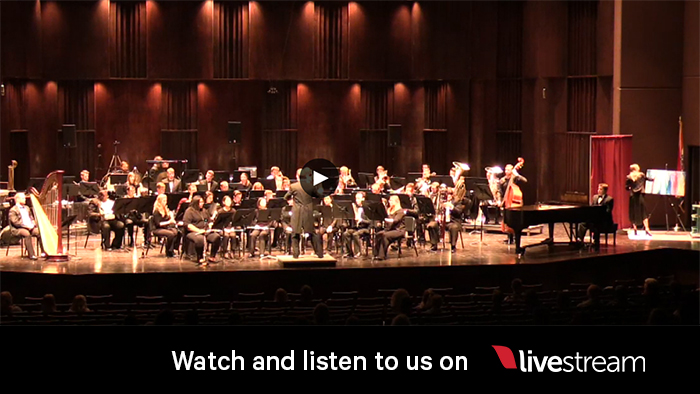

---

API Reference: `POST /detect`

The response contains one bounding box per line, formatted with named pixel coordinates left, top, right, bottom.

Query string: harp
left=29, top=170, right=69, bottom=261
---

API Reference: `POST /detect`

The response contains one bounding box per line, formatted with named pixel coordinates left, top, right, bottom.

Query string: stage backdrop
left=590, top=135, right=633, bottom=228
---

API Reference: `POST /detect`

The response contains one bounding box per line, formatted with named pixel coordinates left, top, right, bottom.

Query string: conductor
left=284, top=168, right=324, bottom=258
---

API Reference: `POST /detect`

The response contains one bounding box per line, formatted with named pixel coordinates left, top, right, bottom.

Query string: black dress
left=626, top=174, right=647, bottom=225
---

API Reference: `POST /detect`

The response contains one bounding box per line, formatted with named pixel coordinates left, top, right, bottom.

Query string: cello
left=501, top=157, right=525, bottom=234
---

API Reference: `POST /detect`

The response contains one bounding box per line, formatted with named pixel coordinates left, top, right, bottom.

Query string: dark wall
left=0, top=0, right=691, bottom=217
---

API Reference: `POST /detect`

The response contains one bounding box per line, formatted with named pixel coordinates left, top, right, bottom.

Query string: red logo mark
left=492, top=346, right=517, bottom=369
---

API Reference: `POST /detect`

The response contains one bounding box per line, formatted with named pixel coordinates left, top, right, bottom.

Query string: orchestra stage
left=1, top=227, right=698, bottom=302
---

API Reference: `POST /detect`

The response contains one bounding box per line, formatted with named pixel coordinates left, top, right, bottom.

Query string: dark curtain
left=591, top=135, right=633, bottom=228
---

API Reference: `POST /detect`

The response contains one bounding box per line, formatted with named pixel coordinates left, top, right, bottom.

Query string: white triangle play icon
left=313, top=171, right=328, bottom=186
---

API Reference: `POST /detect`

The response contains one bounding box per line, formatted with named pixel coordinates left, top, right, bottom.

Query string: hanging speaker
left=62, top=124, right=77, bottom=148
left=228, top=121, right=242, bottom=144
left=388, top=124, right=402, bottom=147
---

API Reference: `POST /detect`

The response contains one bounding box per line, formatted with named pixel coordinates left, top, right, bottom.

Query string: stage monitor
left=644, top=169, right=685, bottom=196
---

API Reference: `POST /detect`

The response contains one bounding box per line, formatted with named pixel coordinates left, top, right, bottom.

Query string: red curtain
left=590, top=135, right=633, bottom=228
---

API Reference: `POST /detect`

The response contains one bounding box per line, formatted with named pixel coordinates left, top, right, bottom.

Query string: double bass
left=501, top=157, right=525, bottom=234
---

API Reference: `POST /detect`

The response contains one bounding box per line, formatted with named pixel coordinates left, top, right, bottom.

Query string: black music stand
left=230, top=208, right=256, bottom=258
left=167, top=193, right=189, bottom=211
left=212, top=211, right=234, bottom=231
left=464, top=178, right=494, bottom=245
left=396, top=194, right=412, bottom=209
left=181, top=169, right=201, bottom=185
left=174, top=201, right=190, bottom=222
left=333, top=200, right=355, bottom=223
left=275, top=190, right=287, bottom=198
left=61, top=214, right=79, bottom=257
left=240, top=199, right=257, bottom=209
left=260, top=178, right=276, bottom=191
left=364, top=193, right=382, bottom=203
left=390, top=177, right=407, bottom=191
left=357, top=173, right=374, bottom=188
left=63, top=184, right=80, bottom=201
left=267, top=198, right=287, bottom=209
left=232, top=170, right=251, bottom=183
left=79, top=182, right=101, bottom=198
left=415, top=195, right=436, bottom=216
left=432, top=176, right=455, bottom=188
left=334, top=194, right=352, bottom=202
left=109, top=174, right=127, bottom=185
left=248, top=190, right=264, bottom=200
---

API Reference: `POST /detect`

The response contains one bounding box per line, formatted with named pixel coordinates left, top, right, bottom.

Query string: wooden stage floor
left=1, top=226, right=698, bottom=275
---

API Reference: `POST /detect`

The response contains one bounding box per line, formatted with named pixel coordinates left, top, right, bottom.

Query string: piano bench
left=596, top=223, right=618, bottom=246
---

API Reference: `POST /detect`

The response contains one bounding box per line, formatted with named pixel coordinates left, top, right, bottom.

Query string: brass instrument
left=8, top=160, right=17, bottom=191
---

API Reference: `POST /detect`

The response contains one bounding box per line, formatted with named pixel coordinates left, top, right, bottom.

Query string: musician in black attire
left=249, top=198, right=275, bottom=258
left=498, top=164, right=527, bottom=203
left=123, top=185, right=149, bottom=247
left=406, top=183, right=439, bottom=251
left=342, top=191, right=370, bottom=258
left=183, top=195, right=221, bottom=265
left=204, top=191, right=219, bottom=217
left=443, top=185, right=470, bottom=253
left=578, top=183, right=614, bottom=242
left=200, top=170, right=219, bottom=192
left=626, top=164, right=652, bottom=236
left=216, top=195, right=237, bottom=259
left=8, top=193, right=43, bottom=260
left=88, top=190, right=125, bottom=250
left=151, top=194, right=179, bottom=257
left=373, top=195, right=405, bottom=260
left=284, top=168, right=323, bottom=258
left=317, top=195, right=341, bottom=252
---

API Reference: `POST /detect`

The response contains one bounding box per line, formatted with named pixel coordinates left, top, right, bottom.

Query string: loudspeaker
left=228, top=121, right=242, bottom=144
left=62, top=124, right=77, bottom=148
left=388, top=124, right=402, bottom=147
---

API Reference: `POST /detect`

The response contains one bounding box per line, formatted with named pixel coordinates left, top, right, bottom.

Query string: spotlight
left=267, top=86, right=278, bottom=94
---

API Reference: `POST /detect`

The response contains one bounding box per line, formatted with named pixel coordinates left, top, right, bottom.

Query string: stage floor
left=1, top=226, right=698, bottom=275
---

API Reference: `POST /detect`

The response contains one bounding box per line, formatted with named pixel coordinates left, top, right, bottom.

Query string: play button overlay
left=299, top=158, right=339, bottom=198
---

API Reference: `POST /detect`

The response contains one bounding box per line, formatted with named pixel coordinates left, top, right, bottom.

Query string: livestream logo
left=492, top=346, right=645, bottom=373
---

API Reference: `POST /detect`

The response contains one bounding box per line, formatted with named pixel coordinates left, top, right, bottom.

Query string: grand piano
left=504, top=203, right=608, bottom=255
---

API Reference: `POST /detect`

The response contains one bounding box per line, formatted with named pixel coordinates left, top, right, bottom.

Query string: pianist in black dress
left=625, top=164, right=652, bottom=236
left=183, top=195, right=222, bottom=265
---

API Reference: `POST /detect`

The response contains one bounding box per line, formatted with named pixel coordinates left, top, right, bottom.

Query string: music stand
left=415, top=195, right=436, bottom=216
left=364, top=200, right=388, bottom=223
left=267, top=198, right=287, bottom=209
left=357, top=172, right=374, bottom=188
left=275, top=190, right=287, bottom=198
left=61, top=214, right=79, bottom=258
left=432, top=175, right=455, bottom=188
left=213, top=171, right=229, bottom=183
left=63, top=184, right=80, bottom=201
left=240, top=199, right=257, bottom=209
left=230, top=208, right=256, bottom=258
left=389, top=177, right=407, bottom=191
left=212, top=211, right=234, bottom=231
left=248, top=190, right=264, bottom=200
left=175, top=201, right=190, bottom=222
left=464, top=177, right=493, bottom=245
left=114, top=185, right=128, bottom=197
left=364, top=193, right=382, bottom=203
left=79, top=182, right=101, bottom=197
left=181, top=169, right=201, bottom=185
left=396, top=194, right=412, bottom=209
left=260, top=178, right=276, bottom=191
left=232, top=170, right=251, bottom=183
left=109, top=173, right=128, bottom=185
